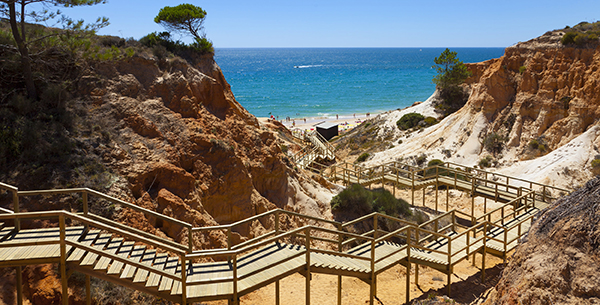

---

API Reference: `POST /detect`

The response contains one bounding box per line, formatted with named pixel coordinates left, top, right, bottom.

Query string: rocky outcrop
left=72, top=52, right=337, bottom=251
left=465, top=30, right=600, bottom=153
left=482, top=177, right=600, bottom=305
left=363, top=30, right=600, bottom=190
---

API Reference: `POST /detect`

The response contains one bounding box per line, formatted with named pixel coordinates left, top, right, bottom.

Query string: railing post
left=82, top=191, right=89, bottom=232
left=275, top=210, right=280, bottom=235
left=373, top=215, right=378, bottom=239
left=405, top=228, right=411, bottom=305
left=369, top=236, right=376, bottom=305
left=233, top=254, right=238, bottom=305
left=305, top=227, right=311, bottom=305
left=188, top=226, right=194, bottom=252
left=447, top=234, right=452, bottom=297
left=543, top=185, right=547, bottom=202
left=181, top=254, right=187, bottom=305
left=12, top=189, right=19, bottom=231
left=59, top=213, right=68, bottom=305
left=227, top=227, right=232, bottom=250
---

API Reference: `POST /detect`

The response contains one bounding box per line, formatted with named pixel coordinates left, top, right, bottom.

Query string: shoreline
left=258, top=91, right=439, bottom=134
left=258, top=112, right=377, bottom=134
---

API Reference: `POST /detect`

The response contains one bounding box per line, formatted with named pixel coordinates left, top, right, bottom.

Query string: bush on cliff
left=396, top=113, right=425, bottom=130
left=331, top=184, right=411, bottom=218
left=561, top=21, right=600, bottom=46
left=432, top=49, right=471, bottom=117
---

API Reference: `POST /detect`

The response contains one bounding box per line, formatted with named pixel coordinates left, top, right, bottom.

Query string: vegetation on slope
left=432, top=48, right=471, bottom=117
left=561, top=21, right=600, bottom=46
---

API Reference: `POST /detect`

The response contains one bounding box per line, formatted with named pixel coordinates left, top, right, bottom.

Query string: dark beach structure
left=316, top=122, right=338, bottom=141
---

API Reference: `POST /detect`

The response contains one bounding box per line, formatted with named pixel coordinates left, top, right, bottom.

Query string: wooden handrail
left=17, top=188, right=192, bottom=229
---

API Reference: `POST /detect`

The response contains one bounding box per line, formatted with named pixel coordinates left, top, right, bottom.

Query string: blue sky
left=45, top=0, right=600, bottom=47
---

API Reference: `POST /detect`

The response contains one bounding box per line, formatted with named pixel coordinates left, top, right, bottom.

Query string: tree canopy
left=154, top=3, right=207, bottom=40
left=431, top=48, right=472, bottom=117
left=432, top=48, right=471, bottom=88
left=0, top=0, right=108, bottom=100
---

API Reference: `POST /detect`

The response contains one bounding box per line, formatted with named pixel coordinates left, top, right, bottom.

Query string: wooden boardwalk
left=0, top=164, right=566, bottom=305
left=291, top=131, right=336, bottom=169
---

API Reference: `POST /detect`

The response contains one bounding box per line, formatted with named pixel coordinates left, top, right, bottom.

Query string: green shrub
left=191, top=37, right=214, bottom=54
left=592, top=159, right=600, bottom=168
left=483, top=132, right=507, bottom=155
left=330, top=184, right=411, bottom=217
left=356, top=152, right=370, bottom=162
left=478, top=155, right=493, bottom=168
left=425, top=159, right=446, bottom=176
left=519, top=66, right=527, bottom=74
left=396, top=113, right=424, bottom=130
left=562, top=32, right=577, bottom=45
left=528, top=137, right=548, bottom=153
left=423, top=116, right=437, bottom=126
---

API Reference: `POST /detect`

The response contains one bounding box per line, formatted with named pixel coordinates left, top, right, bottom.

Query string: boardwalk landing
left=0, top=163, right=566, bottom=305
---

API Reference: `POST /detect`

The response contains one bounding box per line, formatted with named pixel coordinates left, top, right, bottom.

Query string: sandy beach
left=258, top=113, right=377, bottom=135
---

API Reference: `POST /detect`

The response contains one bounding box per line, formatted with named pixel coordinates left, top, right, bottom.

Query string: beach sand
left=258, top=113, right=374, bottom=134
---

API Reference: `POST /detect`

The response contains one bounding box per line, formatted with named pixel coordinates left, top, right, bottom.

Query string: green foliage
left=155, top=4, right=207, bottom=40
left=330, top=184, right=411, bottom=217
left=483, top=132, right=507, bottom=155
left=432, top=48, right=472, bottom=88
left=356, top=152, right=370, bottom=162
left=191, top=36, right=214, bottom=54
left=396, top=113, right=425, bottom=130
left=561, top=21, right=600, bottom=46
left=423, top=116, right=437, bottom=126
left=432, top=49, right=471, bottom=117
left=435, top=85, right=468, bottom=117
left=425, top=159, right=446, bottom=176
left=478, top=155, right=494, bottom=168
left=592, top=159, right=600, bottom=168
left=140, top=31, right=213, bottom=56
left=528, top=137, right=547, bottom=153
left=519, top=66, right=527, bottom=74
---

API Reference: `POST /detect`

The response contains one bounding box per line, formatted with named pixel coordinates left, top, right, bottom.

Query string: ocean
left=214, top=48, right=505, bottom=119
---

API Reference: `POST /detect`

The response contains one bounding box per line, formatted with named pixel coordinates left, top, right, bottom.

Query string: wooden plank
left=94, top=237, right=124, bottom=271
left=106, top=241, right=135, bottom=275
left=133, top=249, right=157, bottom=283
left=120, top=245, right=146, bottom=279
left=145, top=253, right=169, bottom=288
left=158, top=256, right=179, bottom=292
left=0, top=226, right=15, bottom=242
left=80, top=234, right=112, bottom=266
left=67, top=230, right=100, bottom=262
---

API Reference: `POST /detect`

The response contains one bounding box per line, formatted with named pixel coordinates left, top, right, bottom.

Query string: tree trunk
left=8, top=1, right=37, bottom=100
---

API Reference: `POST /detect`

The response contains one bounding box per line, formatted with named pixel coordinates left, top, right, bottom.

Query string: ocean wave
left=294, top=65, right=324, bottom=69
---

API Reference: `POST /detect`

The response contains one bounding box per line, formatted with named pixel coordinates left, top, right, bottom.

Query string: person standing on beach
left=336, top=114, right=338, bottom=119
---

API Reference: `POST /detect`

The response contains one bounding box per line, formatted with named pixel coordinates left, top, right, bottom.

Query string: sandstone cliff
left=73, top=52, right=336, bottom=248
left=482, top=177, right=600, bottom=305
left=0, top=49, right=337, bottom=304
left=357, top=30, right=600, bottom=191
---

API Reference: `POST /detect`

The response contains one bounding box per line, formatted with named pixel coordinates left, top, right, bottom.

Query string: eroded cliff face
left=482, top=177, right=600, bottom=305
left=71, top=53, right=336, bottom=248
left=466, top=31, right=600, bottom=154
left=364, top=31, right=600, bottom=190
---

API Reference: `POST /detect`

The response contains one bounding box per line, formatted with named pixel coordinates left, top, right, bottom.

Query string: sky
left=33, top=0, right=600, bottom=48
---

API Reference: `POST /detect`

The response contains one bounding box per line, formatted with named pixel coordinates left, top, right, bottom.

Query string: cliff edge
left=482, top=177, right=600, bottom=304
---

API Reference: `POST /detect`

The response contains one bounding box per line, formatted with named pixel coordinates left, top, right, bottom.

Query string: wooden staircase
left=0, top=166, right=565, bottom=305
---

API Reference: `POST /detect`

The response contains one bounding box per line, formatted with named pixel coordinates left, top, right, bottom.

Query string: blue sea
left=214, top=48, right=505, bottom=119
